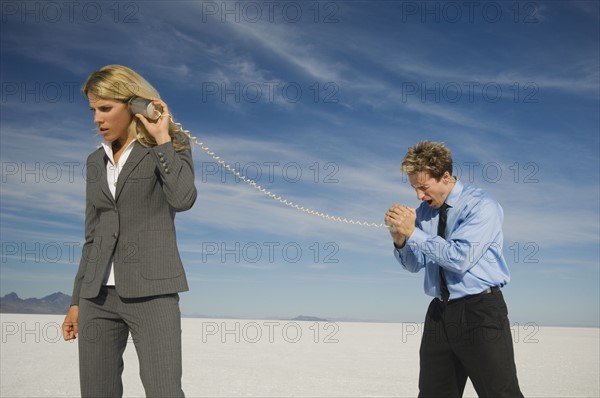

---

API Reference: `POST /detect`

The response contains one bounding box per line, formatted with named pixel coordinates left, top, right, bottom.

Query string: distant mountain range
left=0, top=292, right=328, bottom=321
left=290, top=315, right=329, bottom=322
left=0, top=292, right=72, bottom=314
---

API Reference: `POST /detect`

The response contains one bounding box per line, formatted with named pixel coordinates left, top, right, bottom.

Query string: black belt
left=440, top=286, right=500, bottom=303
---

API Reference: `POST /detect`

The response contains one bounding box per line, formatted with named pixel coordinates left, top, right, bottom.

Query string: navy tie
left=438, top=203, right=450, bottom=301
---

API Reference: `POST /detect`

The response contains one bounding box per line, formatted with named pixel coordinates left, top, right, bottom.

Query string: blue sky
left=1, top=1, right=598, bottom=327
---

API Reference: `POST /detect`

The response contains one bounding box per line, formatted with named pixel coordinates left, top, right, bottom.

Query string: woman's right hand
left=62, top=305, right=79, bottom=341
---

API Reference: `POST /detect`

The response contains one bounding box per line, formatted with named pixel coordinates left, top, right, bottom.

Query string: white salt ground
left=1, top=314, right=598, bottom=397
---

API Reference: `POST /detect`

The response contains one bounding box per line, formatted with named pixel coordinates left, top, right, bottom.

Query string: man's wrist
left=393, top=237, right=406, bottom=249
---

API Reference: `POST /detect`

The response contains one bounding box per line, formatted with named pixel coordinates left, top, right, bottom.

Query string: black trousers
left=418, top=289, right=523, bottom=398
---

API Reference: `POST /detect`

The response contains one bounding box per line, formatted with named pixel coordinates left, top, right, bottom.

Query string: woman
left=62, top=64, right=197, bottom=397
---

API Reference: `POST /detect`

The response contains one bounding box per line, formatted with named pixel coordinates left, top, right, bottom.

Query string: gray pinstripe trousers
left=78, top=286, right=184, bottom=397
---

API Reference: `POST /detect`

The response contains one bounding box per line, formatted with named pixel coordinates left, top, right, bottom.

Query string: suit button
left=165, top=168, right=170, bottom=173
left=113, top=232, right=118, bottom=239
left=158, top=152, right=164, bottom=156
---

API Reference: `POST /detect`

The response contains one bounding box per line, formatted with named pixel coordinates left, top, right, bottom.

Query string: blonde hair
left=401, top=141, right=453, bottom=180
left=82, top=64, right=190, bottom=150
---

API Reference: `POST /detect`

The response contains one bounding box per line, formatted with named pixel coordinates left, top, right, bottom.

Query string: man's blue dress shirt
left=395, top=180, right=511, bottom=300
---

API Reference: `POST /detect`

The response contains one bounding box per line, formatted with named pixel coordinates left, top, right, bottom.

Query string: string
left=167, top=116, right=390, bottom=230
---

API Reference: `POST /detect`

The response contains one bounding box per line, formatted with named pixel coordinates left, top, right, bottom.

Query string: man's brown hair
left=401, top=141, right=453, bottom=180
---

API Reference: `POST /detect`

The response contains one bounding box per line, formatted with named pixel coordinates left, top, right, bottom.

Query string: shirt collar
left=444, top=178, right=463, bottom=209
left=101, top=138, right=137, bottom=164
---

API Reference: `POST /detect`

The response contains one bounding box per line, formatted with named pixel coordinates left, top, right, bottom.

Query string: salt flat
left=1, top=314, right=598, bottom=397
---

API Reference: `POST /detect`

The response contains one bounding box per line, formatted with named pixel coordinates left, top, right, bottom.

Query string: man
left=385, top=141, right=523, bottom=398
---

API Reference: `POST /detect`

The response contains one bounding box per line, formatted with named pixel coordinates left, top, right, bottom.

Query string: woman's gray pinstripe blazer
left=70, top=139, right=197, bottom=305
